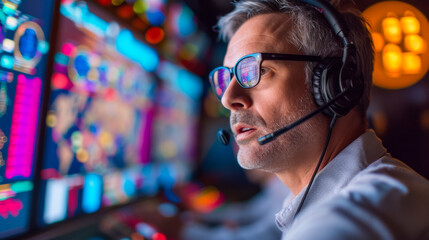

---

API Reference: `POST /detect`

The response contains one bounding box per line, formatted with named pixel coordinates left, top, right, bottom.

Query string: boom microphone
left=258, top=89, right=350, bottom=145
left=218, top=128, right=231, bottom=146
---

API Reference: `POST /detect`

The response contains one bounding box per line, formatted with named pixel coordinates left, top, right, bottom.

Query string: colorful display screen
left=0, top=0, right=205, bottom=237
left=37, top=0, right=158, bottom=226
left=0, top=0, right=55, bottom=238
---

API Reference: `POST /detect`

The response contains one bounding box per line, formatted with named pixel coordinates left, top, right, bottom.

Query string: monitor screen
left=37, top=0, right=158, bottom=226
left=0, top=0, right=55, bottom=238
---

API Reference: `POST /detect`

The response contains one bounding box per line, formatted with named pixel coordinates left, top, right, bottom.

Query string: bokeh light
left=133, top=0, right=148, bottom=14
left=145, top=26, right=164, bottom=44
left=363, top=1, right=429, bottom=89
left=117, top=4, right=134, bottom=19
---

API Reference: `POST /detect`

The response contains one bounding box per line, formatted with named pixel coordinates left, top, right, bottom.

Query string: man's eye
left=260, top=67, right=270, bottom=76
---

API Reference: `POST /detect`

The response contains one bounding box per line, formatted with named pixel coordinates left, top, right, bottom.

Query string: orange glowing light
left=382, top=43, right=402, bottom=77
left=402, top=52, right=421, bottom=74
left=404, top=34, right=426, bottom=53
left=400, top=11, right=420, bottom=34
left=382, top=13, right=402, bottom=44
left=421, top=110, right=429, bottom=130
left=363, top=1, right=429, bottom=89
left=371, top=32, right=385, bottom=52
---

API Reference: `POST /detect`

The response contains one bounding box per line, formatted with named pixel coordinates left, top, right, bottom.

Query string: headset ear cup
left=312, top=58, right=354, bottom=117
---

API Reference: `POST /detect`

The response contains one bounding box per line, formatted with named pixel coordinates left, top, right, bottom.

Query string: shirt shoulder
left=286, top=156, right=429, bottom=240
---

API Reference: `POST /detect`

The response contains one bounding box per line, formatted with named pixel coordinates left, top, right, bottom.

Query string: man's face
left=221, top=13, right=326, bottom=172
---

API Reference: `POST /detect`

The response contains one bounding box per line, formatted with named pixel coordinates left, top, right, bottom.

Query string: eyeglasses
left=209, top=53, right=322, bottom=99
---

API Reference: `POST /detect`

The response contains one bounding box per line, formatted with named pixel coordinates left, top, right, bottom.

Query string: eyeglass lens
left=211, top=55, right=260, bottom=99
left=236, top=56, right=259, bottom=88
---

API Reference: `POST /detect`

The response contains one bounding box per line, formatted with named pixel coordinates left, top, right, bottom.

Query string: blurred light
left=404, top=34, right=426, bottom=53
left=71, top=131, right=83, bottom=148
left=117, top=4, right=134, bottom=19
left=145, top=27, right=164, bottom=44
left=400, top=11, right=420, bottom=34
left=38, top=41, right=50, bottom=54
left=177, top=6, right=196, bottom=37
left=382, top=43, right=402, bottom=77
left=1, top=55, right=14, bottom=69
left=122, top=175, right=136, bottom=198
left=61, top=3, right=109, bottom=37
left=372, top=32, right=385, bottom=52
left=46, top=111, right=57, bottom=127
left=98, top=0, right=110, bottom=6
left=2, top=38, right=15, bottom=52
left=76, top=148, right=89, bottom=163
left=133, top=0, right=148, bottom=14
left=371, top=111, right=388, bottom=137
left=54, top=53, right=69, bottom=65
left=363, top=1, right=429, bottom=89
left=40, top=168, right=61, bottom=180
left=43, top=179, right=68, bottom=224
left=189, top=186, right=225, bottom=213
left=382, top=13, right=402, bottom=43
left=61, top=42, right=76, bottom=56
left=5, top=16, right=18, bottom=30
left=159, top=140, right=176, bottom=158
left=136, top=222, right=156, bottom=238
left=156, top=61, right=203, bottom=101
left=112, top=0, right=124, bottom=6
left=152, top=232, right=166, bottom=240
left=52, top=72, right=70, bottom=89
left=82, top=173, right=102, bottom=213
left=130, top=232, right=144, bottom=240
left=10, top=181, right=33, bottom=193
left=421, top=110, right=429, bottom=130
left=147, top=0, right=165, bottom=10
left=88, top=68, right=99, bottom=81
left=116, top=29, right=159, bottom=72
left=402, top=52, right=421, bottom=74
left=158, top=203, right=178, bottom=217
left=146, top=9, right=165, bottom=26
left=99, top=130, right=114, bottom=148
left=103, top=88, right=117, bottom=101
left=3, top=1, right=18, bottom=11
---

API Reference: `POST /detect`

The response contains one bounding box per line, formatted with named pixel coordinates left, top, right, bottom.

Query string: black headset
left=301, top=0, right=363, bottom=118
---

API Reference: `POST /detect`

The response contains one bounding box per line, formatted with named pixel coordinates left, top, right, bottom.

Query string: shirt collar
left=275, top=129, right=387, bottom=232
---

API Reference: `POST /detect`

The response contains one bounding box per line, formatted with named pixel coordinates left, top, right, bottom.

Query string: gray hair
left=216, top=0, right=374, bottom=117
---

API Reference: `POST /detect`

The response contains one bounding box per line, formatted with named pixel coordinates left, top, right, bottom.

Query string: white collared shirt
left=276, top=130, right=429, bottom=240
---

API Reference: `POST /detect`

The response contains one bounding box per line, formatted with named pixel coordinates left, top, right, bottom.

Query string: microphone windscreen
left=217, top=129, right=230, bottom=146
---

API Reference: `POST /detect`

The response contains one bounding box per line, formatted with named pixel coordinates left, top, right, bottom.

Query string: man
left=208, top=0, right=429, bottom=239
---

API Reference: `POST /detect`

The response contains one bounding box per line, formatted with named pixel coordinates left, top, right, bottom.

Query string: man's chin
left=236, top=148, right=264, bottom=170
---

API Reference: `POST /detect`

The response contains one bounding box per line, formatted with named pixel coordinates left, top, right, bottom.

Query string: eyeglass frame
left=209, top=52, right=323, bottom=99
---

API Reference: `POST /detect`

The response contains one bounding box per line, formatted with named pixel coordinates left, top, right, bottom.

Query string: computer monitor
left=36, top=0, right=159, bottom=226
left=0, top=0, right=56, bottom=238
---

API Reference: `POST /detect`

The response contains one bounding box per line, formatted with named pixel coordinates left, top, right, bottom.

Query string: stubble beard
left=234, top=91, right=320, bottom=173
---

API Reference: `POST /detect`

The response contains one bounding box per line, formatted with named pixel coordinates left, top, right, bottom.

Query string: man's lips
left=233, top=124, right=257, bottom=141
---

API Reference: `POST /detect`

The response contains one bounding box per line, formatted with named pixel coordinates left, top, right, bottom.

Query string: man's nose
left=221, top=76, right=252, bottom=111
